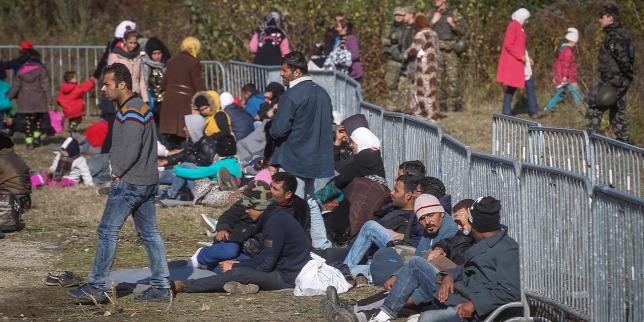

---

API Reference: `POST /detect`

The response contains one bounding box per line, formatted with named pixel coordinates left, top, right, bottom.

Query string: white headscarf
left=184, top=114, right=205, bottom=142
left=350, top=127, right=381, bottom=153
left=219, top=92, right=234, bottom=108
left=511, top=8, right=530, bottom=25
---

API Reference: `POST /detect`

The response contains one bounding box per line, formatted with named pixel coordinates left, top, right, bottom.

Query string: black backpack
left=0, top=190, right=22, bottom=232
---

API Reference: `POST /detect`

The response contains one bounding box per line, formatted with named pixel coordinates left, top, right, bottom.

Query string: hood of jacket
left=60, top=82, right=77, bottom=95
left=17, top=64, right=45, bottom=82
left=192, top=90, right=221, bottom=113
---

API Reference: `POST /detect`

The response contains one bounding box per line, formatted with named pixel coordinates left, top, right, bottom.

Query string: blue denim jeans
left=167, top=162, right=198, bottom=198
left=501, top=79, right=540, bottom=116
left=418, top=306, right=461, bottom=322
left=343, top=220, right=395, bottom=281
left=545, top=83, right=583, bottom=111
left=292, top=174, right=333, bottom=250
left=87, top=181, right=170, bottom=289
left=197, top=241, right=249, bottom=273
left=380, top=256, right=441, bottom=319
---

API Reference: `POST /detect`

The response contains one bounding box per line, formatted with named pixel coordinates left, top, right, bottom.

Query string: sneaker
left=33, top=136, right=41, bottom=146
left=45, top=272, right=60, bottom=286
left=200, top=214, right=218, bottom=236
left=66, top=283, right=107, bottom=303
left=223, top=281, right=259, bottom=295
left=319, top=298, right=358, bottom=322
left=26, top=143, right=34, bottom=150
left=133, top=287, right=172, bottom=303
left=96, top=186, right=110, bottom=196
left=217, top=168, right=238, bottom=191
left=55, top=271, right=83, bottom=287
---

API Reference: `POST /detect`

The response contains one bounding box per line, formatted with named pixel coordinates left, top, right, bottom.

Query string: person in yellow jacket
left=192, top=90, right=234, bottom=139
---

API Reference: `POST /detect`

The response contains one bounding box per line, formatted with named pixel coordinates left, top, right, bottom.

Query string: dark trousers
left=183, top=267, right=292, bottom=293
left=100, top=113, right=115, bottom=154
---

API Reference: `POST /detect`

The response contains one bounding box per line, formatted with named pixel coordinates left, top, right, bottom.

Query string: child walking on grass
left=7, top=48, right=53, bottom=149
left=56, top=71, right=96, bottom=134
left=545, top=27, right=583, bottom=113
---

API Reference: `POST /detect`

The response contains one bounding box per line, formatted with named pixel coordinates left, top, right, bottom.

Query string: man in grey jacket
left=67, top=63, right=171, bottom=303
left=359, top=196, right=520, bottom=322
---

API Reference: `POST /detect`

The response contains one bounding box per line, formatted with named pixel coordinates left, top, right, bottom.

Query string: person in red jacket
left=56, top=71, right=96, bottom=133
left=496, top=8, right=544, bottom=119
left=544, top=28, right=583, bottom=113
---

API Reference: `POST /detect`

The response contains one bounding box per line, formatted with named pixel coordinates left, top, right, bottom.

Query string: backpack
left=0, top=189, right=22, bottom=232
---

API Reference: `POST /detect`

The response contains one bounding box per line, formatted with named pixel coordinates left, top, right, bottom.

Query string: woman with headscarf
left=496, top=8, right=544, bottom=118
left=160, top=37, right=206, bottom=149
left=333, top=127, right=386, bottom=189
left=404, top=13, right=440, bottom=122
left=249, top=12, right=291, bottom=65
left=142, top=37, right=171, bottom=125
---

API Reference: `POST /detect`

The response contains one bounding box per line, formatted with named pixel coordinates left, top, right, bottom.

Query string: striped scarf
left=54, top=155, right=77, bottom=182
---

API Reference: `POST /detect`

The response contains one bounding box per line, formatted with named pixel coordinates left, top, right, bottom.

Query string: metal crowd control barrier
left=590, top=133, right=644, bottom=198
left=492, top=113, right=541, bottom=163
left=358, top=102, right=384, bottom=139
left=520, top=163, right=594, bottom=321
left=227, top=61, right=274, bottom=98
left=225, top=62, right=363, bottom=118
left=381, top=112, right=406, bottom=186
left=200, top=60, right=227, bottom=93
left=591, top=185, right=644, bottom=322
left=468, top=152, right=522, bottom=239
left=403, top=115, right=442, bottom=178
left=1, top=45, right=104, bottom=114
left=528, top=127, right=593, bottom=179
left=440, top=133, right=471, bottom=203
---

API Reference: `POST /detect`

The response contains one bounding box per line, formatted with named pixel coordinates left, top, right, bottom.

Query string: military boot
left=454, top=102, right=464, bottom=112
left=439, top=102, right=448, bottom=112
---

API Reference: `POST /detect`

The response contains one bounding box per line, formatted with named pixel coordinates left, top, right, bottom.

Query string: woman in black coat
left=334, top=127, right=386, bottom=189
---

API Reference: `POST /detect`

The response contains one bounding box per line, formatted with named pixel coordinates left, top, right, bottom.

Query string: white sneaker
left=187, top=247, right=208, bottom=269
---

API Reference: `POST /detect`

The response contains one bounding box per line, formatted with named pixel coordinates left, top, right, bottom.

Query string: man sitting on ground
left=351, top=196, right=520, bottom=322
left=172, top=180, right=311, bottom=294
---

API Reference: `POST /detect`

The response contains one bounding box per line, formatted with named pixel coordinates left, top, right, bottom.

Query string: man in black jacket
left=173, top=180, right=311, bottom=294
left=271, top=172, right=312, bottom=244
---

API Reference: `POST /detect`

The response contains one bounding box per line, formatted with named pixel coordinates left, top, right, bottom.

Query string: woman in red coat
left=496, top=8, right=543, bottom=118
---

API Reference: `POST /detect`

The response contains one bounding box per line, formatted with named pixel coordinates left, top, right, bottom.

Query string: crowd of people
left=0, top=2, right=636, bottom=320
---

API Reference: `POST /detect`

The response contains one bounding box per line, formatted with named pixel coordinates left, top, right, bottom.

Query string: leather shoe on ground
left=223, top=281, right=259, bottom=295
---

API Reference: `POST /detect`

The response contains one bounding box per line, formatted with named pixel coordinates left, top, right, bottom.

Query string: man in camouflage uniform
left=586, top=5, right=634, bottom=145
left=383, top=6, right=415, bottom=112
left=430, top=0, right=467, bottom=112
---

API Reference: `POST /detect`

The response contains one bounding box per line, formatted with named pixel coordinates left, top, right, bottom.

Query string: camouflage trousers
left=437, top=49, right=462, bottom=105
left=385, top=60, right=401, bottom=111
left=585, top=79, right=630, bottom=141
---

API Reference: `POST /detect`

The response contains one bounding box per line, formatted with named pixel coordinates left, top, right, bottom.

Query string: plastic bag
left=293, top=252, right=352, bottom=296
left=48, top=110, right=64, bottom=134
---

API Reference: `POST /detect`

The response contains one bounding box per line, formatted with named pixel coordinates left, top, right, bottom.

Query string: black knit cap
left=341, top=114, right=369, bottom=137
left=61, top=137, right=81, bottom=158
left=598, top=4, right=619, bottom=17
left=194, top=95, right=210, bottom=108
left=469, top=196, right=501, bottom=233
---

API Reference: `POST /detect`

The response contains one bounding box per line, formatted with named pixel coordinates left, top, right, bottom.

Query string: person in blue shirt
left=241, top=83, right=264, bottom=119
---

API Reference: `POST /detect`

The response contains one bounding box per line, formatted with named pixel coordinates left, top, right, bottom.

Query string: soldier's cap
left=242, top=180, right=273, bottom=210
left=598, top=4, right=619, bottom=17
left=403, top=6, right=415, bottom=14
left=394, top=7, right=405, bottom=16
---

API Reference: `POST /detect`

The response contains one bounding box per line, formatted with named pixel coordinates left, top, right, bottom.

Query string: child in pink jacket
left=545, top=28, right=583, bottom=112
